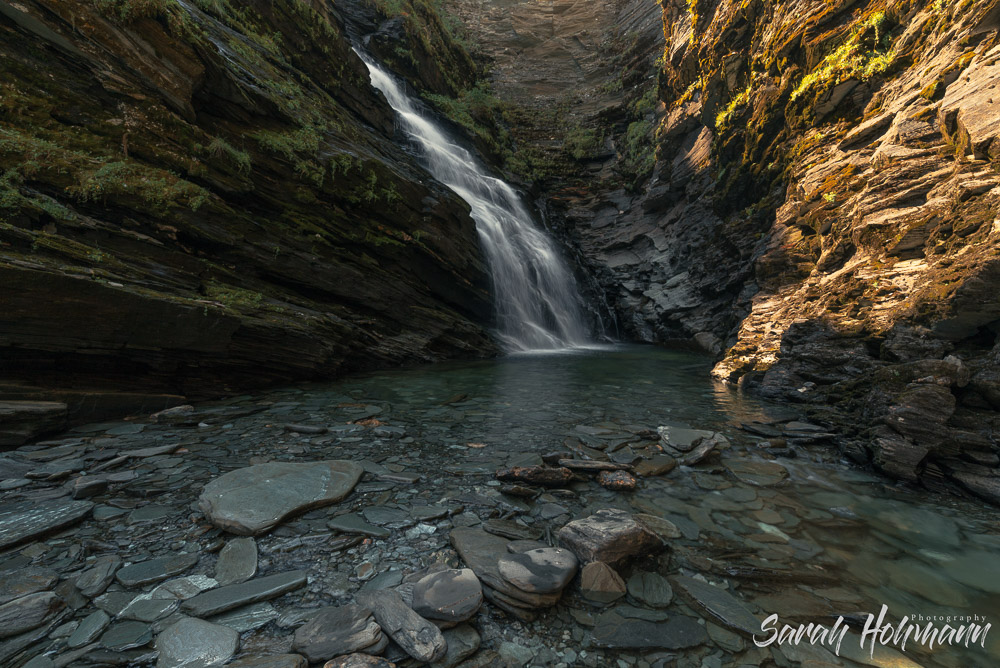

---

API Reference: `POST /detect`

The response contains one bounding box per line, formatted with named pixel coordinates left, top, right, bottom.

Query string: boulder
left=557, top=509, right=662, bottom=564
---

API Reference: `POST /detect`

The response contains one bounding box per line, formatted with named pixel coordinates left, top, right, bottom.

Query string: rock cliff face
left=451, top=0, right=1000, bottom=502
left=0, top=0, right=498, bottom=426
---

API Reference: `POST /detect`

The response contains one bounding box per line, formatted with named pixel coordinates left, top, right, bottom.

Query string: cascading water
left=358, top=53, right=592, bottom=352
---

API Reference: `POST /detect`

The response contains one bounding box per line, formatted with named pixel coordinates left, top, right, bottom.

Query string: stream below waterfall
left=1, top=345, right=997, bottom=667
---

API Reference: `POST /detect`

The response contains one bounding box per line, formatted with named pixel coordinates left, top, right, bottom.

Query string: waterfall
left=358, top=53, right=592, bottom=352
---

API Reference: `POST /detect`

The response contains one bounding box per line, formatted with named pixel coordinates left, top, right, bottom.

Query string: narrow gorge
left=1, top=1, right=999, bottom=667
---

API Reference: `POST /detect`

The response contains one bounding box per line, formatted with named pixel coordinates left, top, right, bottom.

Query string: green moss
left=621, top=119, right=655, bottom=188
left=790, top=11, right=897, bottom=102
left=73, top=161, right=210, bottom=213
left=206, top=137, right=252, bottom=174
left=715, top=84, right=752, bottom=130
left=564, top=126, right=604, bottom=161
left=205, top=281, right=264, bottom=311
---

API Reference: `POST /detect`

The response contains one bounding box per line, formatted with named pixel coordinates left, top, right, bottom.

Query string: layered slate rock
left=0, top=592, right=64, bottom=638
left=215, top=538, right=258, bottom=586
left=557, top=509, right=662, bottom=564
left=672, top=576, right=761, bottom=635
left=0, top=567, right=57, bottom=605
left=580, top=562, right=626, bottom=604
left=291, top=604, right=384, bottom=662
left=199, top=461, right=363, bottom=535
left=116, top=554, right=199, bottom=588
left=155, top=617, right=240, bottom=668
left=450, top=528, right=568, bottom=621
left=410, top=568, right=483, bottom=623
left=0, top=499, right=93, bottom=550
left=182, top=571, right=308, bottom=618
left=358, top=590, right=447, bottom=663
left=228, top=656, right=307, bottom=668
left=497, top=548, right=578, bottom=594
left=591, top=609, right=707, bottom=650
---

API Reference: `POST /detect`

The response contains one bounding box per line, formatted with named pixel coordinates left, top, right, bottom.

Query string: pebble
left=215, top=538, right=258, bottom=586
left=155, top=617, right=240, bottom=668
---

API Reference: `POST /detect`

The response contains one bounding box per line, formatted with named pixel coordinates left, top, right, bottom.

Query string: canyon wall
left=451, top=0, right=1000, bottom=502
left=0, top=0, right=496, bottom=427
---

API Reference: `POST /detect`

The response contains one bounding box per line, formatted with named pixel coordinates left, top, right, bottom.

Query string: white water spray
left=359, top=53, right=591, bottom=352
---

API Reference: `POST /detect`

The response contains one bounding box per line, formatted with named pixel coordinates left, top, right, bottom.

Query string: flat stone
left=557, top=508, right=662, bottom=564
left=182, top=571, right=308, bottom=618
left=228, top=655, right=307, bottom=668
left=497, top=548, right=578, bottom=594
left=580, top=562, right=626, bottom=604
left=432, top=624, right=480, bottom=668
left=411, top=568, right=482, bottom=622
left=361, top=506, right=412, bottom=528
left=208, top=602, right=278, bottom=633
left=100, top=621, right=153, bottom=651
left=215, top=538, right=257, bottom=586
left=116, top=553, right=199, bottom=588
left=494, top=465, right=574, bottom=487
left=449, top=529, right=562, bottom=608
left=120, top=597, right=178, bottom=622
left=323, top=656, right=395, bottom=668
left=634, top=513, right=682, bottom=540
left=0, top=592, right=64, bottom=638
left=67, top=610, right=111, bottom=648
left=483, top=519, right=542, bottom=541
left=627, top=572, right=673, bottom=608
left=358, top=589, right=446, bottom=663
left=0, top=567, right=57, bottom=605
left=0, top=499, right=93, bottom=549
left=156, top=617, right=239, bottom=668
left=672, top=575, right=761, bottom=635
left=657, top=425, right=713, bottom=450
left=291, top=604, right=382, bottom=662
left=634, top=455, right=677, bottom=477
left=199, top=461, right=363, bottom=535
left=723, top=459, right=788, bottom=487
left=327, top=513, right=390, bottom=538
left=591, top=610, right=707, bottom=649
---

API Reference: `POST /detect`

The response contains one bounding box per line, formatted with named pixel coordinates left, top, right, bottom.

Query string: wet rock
left=284, top=424, right=328, bottom=434
left=362, top=507, right=412, bottom=529
left=100, top=620, right=153, bottom=651
left=498, top=484, right=539, bottom=498
left=116, top=553, right=199, bottom=588
left=557, top=459, right=629, bottom=472
left=483, top=519, right=541, bottom=541
left=451, top=529, right=562, bottom=610
left=228, top=655, right=307, bottom=668
left=199, top=461, right=363, bottom=535
left=941, top=551, right=1000, bottom=594
left=495, top=465, right=575, bottom=487
left=557, top=508, right=662, bottom=564
left=70, top=475, right=110, bottom=499
left=634, top=455, right=677, bottom=477
left=0, top=567, right=57, bottom=605
left=182, top=571, right=308, bottom=617
left=723, top=458, right=788, bottom=487
left=323, top=656, right=395, bottom=668
left=657, top=426, right=714, bottom=451
left=0, top=592, right=64, bottom=638
left=215, top=538, right=257, bottom=586
left=155, top=617, right=240, bottom=668
left=597, top=470, right=637, bottom=490
left=0, top=499, right=93, bottom=549
left=498, top=641, right=534, bottom=666
left=67, top=610, right=111, bottom=648
left=327, top=513, right=391, bottom=538
left=580, top=562, right=626, bottom=604
left=626, top=572, right=673, bottom=608
left=634, top=513, right=682, bottom=540
left=120, top=596, right=178, bottom=622
left=672, top=576, right=761, bottom=635
left=497, top=548, right=578, bottom=594
left=0, top=401, right=67, bottom=446
left=291, top=604, right=383, bottom=662
left=358, top=589, right=447, bottom=663
left=411, top=568, right=483, bottom=622
left=432, top=624, right=480, bottom=668
left=591, top=609, right=707, bottom=649
left=679, top=433, right=727, bottom=465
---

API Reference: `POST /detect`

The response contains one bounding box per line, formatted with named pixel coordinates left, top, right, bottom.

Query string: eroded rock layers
left=0, top=0, right=497, bottom=427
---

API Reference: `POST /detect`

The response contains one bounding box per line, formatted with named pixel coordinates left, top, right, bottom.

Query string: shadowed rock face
left=448, top=0, right=1000, bottom=499
left=0, top=0, right=497, bottom=430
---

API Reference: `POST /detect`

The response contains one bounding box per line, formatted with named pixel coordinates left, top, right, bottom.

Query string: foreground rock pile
left=0, top=377, right=997, bottom=667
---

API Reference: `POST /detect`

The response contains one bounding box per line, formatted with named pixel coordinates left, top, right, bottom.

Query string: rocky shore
left=1, top=358, right=997, bottom=667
